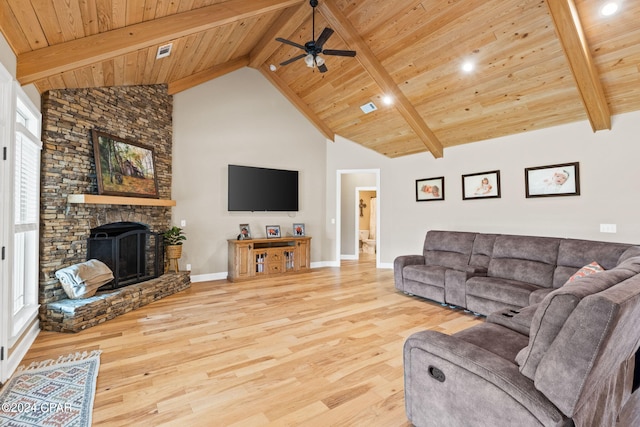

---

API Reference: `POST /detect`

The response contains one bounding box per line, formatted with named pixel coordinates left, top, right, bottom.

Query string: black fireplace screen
left=87, top=221, right=163, bottom=290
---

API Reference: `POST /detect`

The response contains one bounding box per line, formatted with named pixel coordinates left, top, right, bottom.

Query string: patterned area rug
left=0, top=350, right=101, bottom=427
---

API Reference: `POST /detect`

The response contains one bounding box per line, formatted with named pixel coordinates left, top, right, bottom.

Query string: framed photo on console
left=416, top=176, right=444, bottom=201
left=525, top=162, right=580, bottom=198
left=293, top=223, right=305, bottom=236
left=239, top=224, right=251, bottom=240
left=266, top=225, right=281, bottom=238
left=462, top=170, right=501, bottom=200
left=91, top=130, right=159, bottom=198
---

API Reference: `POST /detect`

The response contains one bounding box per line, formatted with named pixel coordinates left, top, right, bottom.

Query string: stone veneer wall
left=40, top=85, right=174, bottom=311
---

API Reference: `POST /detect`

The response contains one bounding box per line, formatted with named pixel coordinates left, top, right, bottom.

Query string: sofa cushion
left=488, top=235, right=560, bottom=288
left=466, top=276, right=541, bottom=308
left=534, top=274, right=640, bottom=421
left=422, top=230, right=476, bottom=270
left=403, top=265, right=447, bottom=288
left=454, top=322, right=530, bottom=361
left=515, top=267, right=637, bottom=380
left=469, top=233, right=498, bottom=270
left=553, top=239, right=631, bottom=287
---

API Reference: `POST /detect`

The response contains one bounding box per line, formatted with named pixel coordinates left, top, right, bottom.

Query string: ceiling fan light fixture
left=305, top=54, right=315, bottom=68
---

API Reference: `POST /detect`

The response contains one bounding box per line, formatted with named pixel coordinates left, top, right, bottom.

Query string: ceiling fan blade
left=323, top=49, right=357, bottom=57
left=315, top=27, right=334, bottom=49
left=280, top=53, right=307, bottom=66
left=275, top=37, right=306, bottom=51
left=317, top=63, right=328, bottom=73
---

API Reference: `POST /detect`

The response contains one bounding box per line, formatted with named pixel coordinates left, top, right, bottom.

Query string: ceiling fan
left=275, top=0, right=356, bottom=73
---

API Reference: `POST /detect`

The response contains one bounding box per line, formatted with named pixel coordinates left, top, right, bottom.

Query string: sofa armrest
left=404, top=330, right=566, bottom=426
left=394, top=255, right=425, bottom=292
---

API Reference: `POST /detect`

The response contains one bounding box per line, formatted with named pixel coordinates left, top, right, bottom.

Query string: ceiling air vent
left=156, top=43, right=173, bottom=59
left=360, top=102, right=377, bottom=114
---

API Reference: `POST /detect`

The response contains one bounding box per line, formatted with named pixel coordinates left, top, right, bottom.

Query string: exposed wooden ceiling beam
left=16, top=0, right=304, bottom=85
left=545, top=0, right=611, bottom=131
left=318, top=0, right=444, bottom=158
left=168, top=56, right=250, bottom=95
left=248, top=3, right=311, bottom=68
left=259, top=65, right=335, bottom=141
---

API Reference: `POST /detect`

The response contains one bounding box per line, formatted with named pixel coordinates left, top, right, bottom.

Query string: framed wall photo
left=239, top=224, right=251, bottom=240
left=266, top=225, right=281, bottom=238
left=293, top=223, right=305, bottom=236
left=525, top=162, right=580, bottom=198
left=91, top=130, right=159, bottom=198
left=462, top=170, right=501, bottom=200
left=416, top=177, right=445, bottom=201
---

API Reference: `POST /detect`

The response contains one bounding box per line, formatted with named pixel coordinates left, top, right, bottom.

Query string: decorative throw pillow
left=566, top=261, right=604, bottom=284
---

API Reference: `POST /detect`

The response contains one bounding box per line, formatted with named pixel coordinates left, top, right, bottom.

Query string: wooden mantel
left=67, top=194, right=176, bottom=207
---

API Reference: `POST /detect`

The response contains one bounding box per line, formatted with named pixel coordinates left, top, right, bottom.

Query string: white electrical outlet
left=186, top=264, right=192, bottom=271
left=180, top=219, right=186, bottom=227
left=599, top=224, right=617, bottom=233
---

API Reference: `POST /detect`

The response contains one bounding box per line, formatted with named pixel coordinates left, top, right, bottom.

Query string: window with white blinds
left=11, top=90, right=41, bottom=335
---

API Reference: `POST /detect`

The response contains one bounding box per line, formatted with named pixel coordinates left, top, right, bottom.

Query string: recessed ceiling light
left=382, top=95, right=393, bottom=105
left=462, top=61, right=474, bottom=73
left=269, top=64, right=277, bottom=71
left=600, top=2, right=619, bottom=16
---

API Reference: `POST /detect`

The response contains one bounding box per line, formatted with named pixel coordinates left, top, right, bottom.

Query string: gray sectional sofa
left=394, top=230, right=640, bottom=315
left=398, top=230, right=640, bottom=426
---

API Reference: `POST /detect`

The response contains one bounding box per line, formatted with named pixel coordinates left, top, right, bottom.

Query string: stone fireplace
left=39, top=85, right=190, bottom=332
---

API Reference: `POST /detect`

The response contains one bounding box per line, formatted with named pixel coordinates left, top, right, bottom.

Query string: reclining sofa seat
left=393, top=230, right=478, bottom=303
left=403, top=256, right=640, bottom=426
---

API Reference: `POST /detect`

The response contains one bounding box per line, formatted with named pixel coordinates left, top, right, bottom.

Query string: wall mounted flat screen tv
left=228, top=164, right=299, bottom=212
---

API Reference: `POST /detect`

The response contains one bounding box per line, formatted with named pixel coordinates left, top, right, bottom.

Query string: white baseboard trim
left=311, top=261, right=339, bottom=268
left=378, top=262, right=393, bottom=269
left=341, top=254, right=358, bottom=260
left=190, top=272, right=228, bottom=283
left=191, top=262, right=345, bottom=282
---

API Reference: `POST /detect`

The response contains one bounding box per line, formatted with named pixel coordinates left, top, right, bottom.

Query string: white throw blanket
left=55, top=259, right=114, bottom=299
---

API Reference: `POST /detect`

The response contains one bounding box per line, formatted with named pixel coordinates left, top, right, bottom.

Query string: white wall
left=0, top=35, right=40, bottom=109
left=327, top=111, right=640, bottom=266
left=172, top=67, right=328, bottom=280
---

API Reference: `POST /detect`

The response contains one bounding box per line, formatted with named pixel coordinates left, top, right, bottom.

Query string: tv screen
left=228, top=164, right=299, bottom=212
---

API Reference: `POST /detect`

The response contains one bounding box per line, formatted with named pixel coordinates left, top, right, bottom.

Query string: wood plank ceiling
left=1, top=0, right=638, bottom=158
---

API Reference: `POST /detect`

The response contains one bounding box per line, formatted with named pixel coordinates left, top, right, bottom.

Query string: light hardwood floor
left=19, top=255, right=640, bottom=426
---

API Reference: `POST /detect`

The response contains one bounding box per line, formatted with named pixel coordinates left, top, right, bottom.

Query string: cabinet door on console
left=296, top=239, right=311, bottom=270
left=229, top=241, right=253, bottom=280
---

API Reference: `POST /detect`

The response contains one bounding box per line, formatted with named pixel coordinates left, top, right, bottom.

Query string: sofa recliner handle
left=428, top=365, right=446, bottom=382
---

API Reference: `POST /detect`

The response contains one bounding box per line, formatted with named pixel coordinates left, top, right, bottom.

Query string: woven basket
left=166, top=245, right=183, bottom=260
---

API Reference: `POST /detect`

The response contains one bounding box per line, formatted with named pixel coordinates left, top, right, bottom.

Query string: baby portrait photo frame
left=462, top=170, right=501, bottom=200
left=525, top=162, right=580, bottom=198
left=416, top=176, right=445, bottom=201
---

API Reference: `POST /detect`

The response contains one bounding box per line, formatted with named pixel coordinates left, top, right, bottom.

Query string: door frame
left=335, top=169, right=380, bottom=267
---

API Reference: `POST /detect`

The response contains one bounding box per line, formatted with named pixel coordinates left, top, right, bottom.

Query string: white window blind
left=10, top=91, right=41, bottom=333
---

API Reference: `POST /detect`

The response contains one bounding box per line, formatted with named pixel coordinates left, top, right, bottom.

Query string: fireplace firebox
left=87, top=221, right=163, bottom=290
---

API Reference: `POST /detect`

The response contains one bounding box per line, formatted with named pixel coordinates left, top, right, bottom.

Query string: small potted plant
left=163, top=226, right=186, bottom=269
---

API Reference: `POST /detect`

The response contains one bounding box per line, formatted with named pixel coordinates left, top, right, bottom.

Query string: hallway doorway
left=335, top=169, right=380, bottom=268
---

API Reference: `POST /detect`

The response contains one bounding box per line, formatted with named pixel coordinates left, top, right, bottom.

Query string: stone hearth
left=42, top=272, right=190, bottom=333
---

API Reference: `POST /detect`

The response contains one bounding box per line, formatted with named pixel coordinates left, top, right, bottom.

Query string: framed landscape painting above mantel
left=92, top=130, right=159, bottom=198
